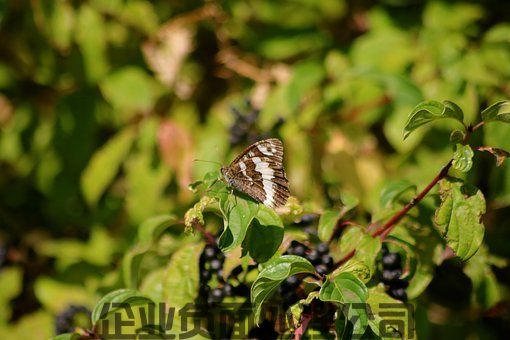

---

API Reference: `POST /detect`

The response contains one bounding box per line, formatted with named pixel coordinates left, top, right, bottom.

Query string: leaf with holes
left=434, top=179, right=485, bottom=260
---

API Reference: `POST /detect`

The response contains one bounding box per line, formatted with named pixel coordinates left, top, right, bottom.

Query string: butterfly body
left=221, top=138, right=290, bottom=208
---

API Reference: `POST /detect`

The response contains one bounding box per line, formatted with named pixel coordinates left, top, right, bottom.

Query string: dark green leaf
left=245, top=206, right=284, bottom=263
left=403, top=100, right=465, bottom=139
left=319, top=273, right=369, bottom=337
left=464, top=246, right=502, bottom=308
left=452, top=144, right=474, bottom=172
left=91, top=289, right=153, bottom=325
left=251, top=255, right=315, bottom=323
left=218, top=193, right=259, bottom=252
left=434, top=179, right=486, bottom=260
left=481, top=100, right=510, bottom=123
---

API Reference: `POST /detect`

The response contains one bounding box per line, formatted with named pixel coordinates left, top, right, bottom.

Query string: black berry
left=283, top=275, right=299, bottom=288
left=293, top=244, right=306, bottom=257
left=55, top=305, right=91, bottom=335
left=316, top=243, right=329, bottom=255
left=223, top=283, right=233, bottom=297
left=316, top=264, right=328, bottom=275
left=382, top=253, right=401, bottom=269
left=381, top=269, right=402, bottom=283
left=306, top=249, right=320, bottom=264
left=203, top=245, right=217, bottom=260
left=200, top=269, right=212, bottom=282
left=321, top=255, right=333, bottom=267
left=210, top=259, right=222, bottom=271
left=388, top=287, right=407, bottom=302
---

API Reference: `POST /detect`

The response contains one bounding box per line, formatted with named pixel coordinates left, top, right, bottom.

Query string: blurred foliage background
left=1, top=0, right=510, bottom=338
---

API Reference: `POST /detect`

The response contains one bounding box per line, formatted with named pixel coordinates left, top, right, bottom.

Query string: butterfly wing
left=226, top=139, right=290, bottom=208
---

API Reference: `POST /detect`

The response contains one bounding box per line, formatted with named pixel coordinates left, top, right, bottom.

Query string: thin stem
left=192, top=221, right=216, bottom=244
left=293, top=312, right=313, bottom=340
left=371, top=159, right=453, bottom=239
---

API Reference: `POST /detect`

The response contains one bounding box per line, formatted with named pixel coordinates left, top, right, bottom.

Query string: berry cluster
left=380, top=245, right=408, bottom=302
left=198, top=243, right=249, bottom=306
left=55, top=305, right=91, bottom=335
left=278, top=241, right=335, bottom=309
left=229, top=102, right=261, bottom=146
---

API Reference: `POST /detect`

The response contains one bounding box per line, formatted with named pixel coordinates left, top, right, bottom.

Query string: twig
left=191, top=220, right=216, bottom=244
left=370, top=119, right=486, bottom=239
left=293, top=312, right=313, bottom=340
left=371, top=159, right=453, bottom=239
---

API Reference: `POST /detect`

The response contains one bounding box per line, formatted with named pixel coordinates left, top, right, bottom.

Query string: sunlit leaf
left=481, top=100, right=510, bottom=123
left=434, top=178, right=485, bottom=260
left=403, top=100, right=465, bottom=139
left=251, top=255, right=315, bottom=323
left=319, top=273, right=369, bottom=336
left=452, top=144, right=474, bottom=172
left=80, top=126, right=136, bottom=206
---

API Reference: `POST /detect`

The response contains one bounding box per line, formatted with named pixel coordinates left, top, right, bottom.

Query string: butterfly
left=221, top=138, right=290, bottom=208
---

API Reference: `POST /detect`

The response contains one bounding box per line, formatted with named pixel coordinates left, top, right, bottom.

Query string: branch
left=191, top=220, right=216, bottom=244
left=370, top=119, right=485, bottom=239
left=371, top=159, right=453, bottom=239
left=293, top=312, right=313, bottom=340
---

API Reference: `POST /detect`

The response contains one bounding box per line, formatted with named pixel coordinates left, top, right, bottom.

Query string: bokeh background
left=1, top=0, right=510, bottom=338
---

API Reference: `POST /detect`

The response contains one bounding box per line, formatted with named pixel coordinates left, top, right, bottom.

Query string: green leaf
left=80, top=126, right=136, bottom=206
left=218, top=193, right=259, bottom=252
left=163, top=243, right=204, bottom=309
left=0, top=267, right=22, bottom=322
left=403, top=100, right=465, bottom=139
left=318, top=210, right=342, bottom=243
left=319, top=273, right=369, bottom=337
left=34, top=277, right=92, bottom=314
left=379, top=180, right=416, bottom=208
left=251, top=255, right=315, bottom=323
left=450, top=129, right=466, bottom=143
left=75, top=4, right=108, bottom=82
left=452, top=144, right=474, bottom=172
left=434, top=179, right=486, bottom=260
left=52, top=334, right=82, bottom=340
left=137, top=215, right=177, bottom=245
left=481, top=100, right=510, bottom=123
left=245, top=205, right=284, bottom=263
left=366, top=285, right=412, bottom=338
left=99, top=67, right=162, bottom=120
left=318, top=192, right=359, bottom=243
left=338, top=226, right=381, bottom=278
left=91, top=289, right=152, bottom=325
left=464, top=246, right=502, bottom=308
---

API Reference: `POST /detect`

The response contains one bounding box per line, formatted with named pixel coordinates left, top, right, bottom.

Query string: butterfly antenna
left=193, top=159, right=222, bottom=166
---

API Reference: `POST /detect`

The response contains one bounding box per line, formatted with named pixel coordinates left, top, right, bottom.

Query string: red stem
left=192, top=221, right=216, bottom=244
left=293, top=313, right=313, bottom=340
left=371, top=159, right=453, bottom=239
